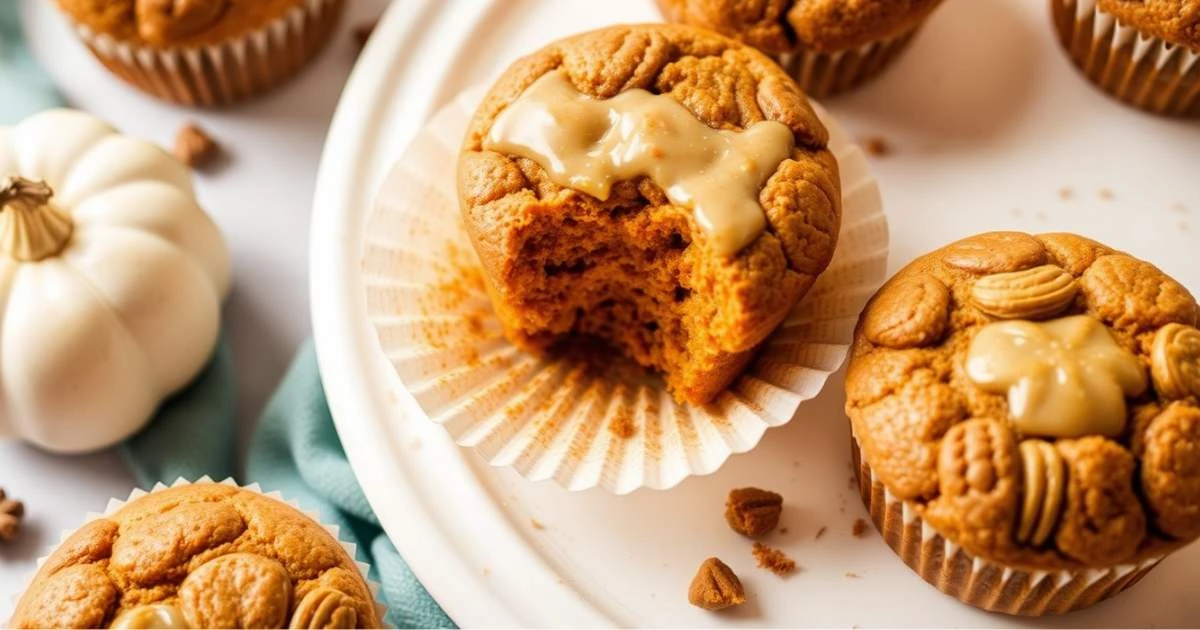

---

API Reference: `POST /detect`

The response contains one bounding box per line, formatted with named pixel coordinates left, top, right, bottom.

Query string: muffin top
left=845, top=232, right=1200, bottom=570
left=57, top=0, right=303, bottom=48
left=1098, top=0, right=1200, bottom=49
left=460, top=22, right=840, bottom=309
left=11, top=483, right=380, bottom=629
left=655, top=0, right=944, bottom=53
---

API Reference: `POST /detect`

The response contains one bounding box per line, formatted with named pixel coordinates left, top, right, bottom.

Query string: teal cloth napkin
left=0, top=2, right=61, bottom=123
left=3, top=7, right=452, bottom=628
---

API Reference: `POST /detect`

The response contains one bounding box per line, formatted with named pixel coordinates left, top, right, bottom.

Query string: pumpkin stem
left=0, top=175, right=74, bottom=262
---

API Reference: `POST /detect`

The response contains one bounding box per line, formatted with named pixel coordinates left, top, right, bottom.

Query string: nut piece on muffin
left=656, top=0, right=945, bottom=96
left=1051, top=0, right=1200, bottom=116
left=845, top=231, right=1200, bottom=615
left=458, top=23, right=842, bottom=405
left=11, top=483, right=379, bottom=629
left=55, top=0, right=345, bottom=106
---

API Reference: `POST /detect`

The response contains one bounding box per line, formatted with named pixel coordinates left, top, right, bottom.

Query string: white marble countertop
left=1, top=0, right=391, bottom=613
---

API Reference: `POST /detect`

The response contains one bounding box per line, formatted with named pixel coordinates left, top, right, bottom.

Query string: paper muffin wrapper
left=850, top=438, right=1163, bottom=616
left=64, top=0, right=344, bottom=107
left=1052, top=0, right=1200, bottom=117
left=363, top=86, right=889, bottom=494
left=777, top=27, right=921, bottom=98
left=7, top=477, right=388, bottom=627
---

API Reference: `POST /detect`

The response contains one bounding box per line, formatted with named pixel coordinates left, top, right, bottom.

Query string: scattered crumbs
left=1058, top=187, right=1074, bottom=201
left=608, top=407, right=637, bottom=439
left=852, top=519, right=870, bottom=537
left=1171, top=201, right=1188, bottom=213
left=172, top=122, right=220, bottom=169
left=861, top=135, right=891, bottom=157
left=1099, top=187, right=1114, bottom=201
left=779, top=527, right=789, bottom=535
left=752, top=542, right=796, bottom=576
left=847, top=475, right=857, bottom=489
left=845, top=571, right=861, bottom=578
left=352, top=19, right=378, bottom=51
left=815, top=525, right=828, bottom=540
left=531, top=518, right=545, bottom=531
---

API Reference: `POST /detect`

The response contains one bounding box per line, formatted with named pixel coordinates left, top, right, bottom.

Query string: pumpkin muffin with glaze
left=845, top=231, right=1200, bottom=615
left=1051, top=0, right=1200, bottom=116
left=11, top=483, right=380, bottom=629
left=56, top=0, right=345, bottom=106
left=656, top=0, right=945, bottom=96
left=458, top=23, right=842, bottom=405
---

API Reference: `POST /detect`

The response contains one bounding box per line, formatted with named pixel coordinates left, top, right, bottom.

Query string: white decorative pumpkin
left=0, top=109, right=230, bottom=453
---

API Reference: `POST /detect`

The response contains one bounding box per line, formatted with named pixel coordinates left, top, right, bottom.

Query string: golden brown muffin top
left=460, top=24, right=840, bottom=328
left=845, top=232, right=1200, bottom=570
left=655, top=0, right=944, bottom=53
left=11, top=484, right=380, bottom=629
left=1099, top=0, right=1200, bottom=49
left=56, top=0, right=304, bottom=48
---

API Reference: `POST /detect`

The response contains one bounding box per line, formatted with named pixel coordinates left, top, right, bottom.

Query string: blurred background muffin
left=655, top=0, right=944, bottom=97
left=1052, top=0, right=1200, bottom=117
left=56, top=0, right=345, bottom=107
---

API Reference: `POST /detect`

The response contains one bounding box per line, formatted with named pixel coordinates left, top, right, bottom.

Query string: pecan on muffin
left=11, top=483, right=379, bottom=629
left=845, top=232, right=1200, bottom=615
left=656, top=0, right=945, bottom=96
left=1051, top=0, right=1200, bottom=116
left=458, top=23, right=842, bottom=405
left=55, top=0, right=345, bottom=106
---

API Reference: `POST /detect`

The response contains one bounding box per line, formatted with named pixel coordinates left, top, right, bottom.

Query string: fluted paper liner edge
left=851, top=438, right=1163, bottom=616
left=65, top=0, right=343, bottom=107
left=363, top=86, right=889, bottom=494
left=778, top=27, right=920, bottom=98
left=7, top=477, right=389, bottom=628
left=1052, top=0, right=1200, bottom=117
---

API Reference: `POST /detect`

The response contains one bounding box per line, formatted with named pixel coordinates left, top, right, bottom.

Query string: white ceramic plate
left=310, top=0, right=1200, bottom=626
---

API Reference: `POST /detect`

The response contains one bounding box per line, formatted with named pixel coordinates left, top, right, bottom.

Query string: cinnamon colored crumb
left=814, top=525, right=827, bottom=540
left=530, top=518, right=545, bottom=530
left=1058, top=187, right=1074, bottom=201
left=861, top=136, right=890, bottom=157
left=608, top=407, right=637, bottom=439
left=751, top=542, right=795, bottom=576
left=845, top=571, right=860, bottom=578
left=779, top=527, right=788, bottom=535
left=1099, top=188, right=1114, bottom=201
left=173, top=123, right=220, bottom=169
left=852, top=518, right=869, bottom=537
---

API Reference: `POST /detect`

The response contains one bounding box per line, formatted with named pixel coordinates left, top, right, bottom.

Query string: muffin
left=56, top=0, right=345, bottom=107
left=11, top=482, right=380, bottom=629
left=458, top=23, right=842, bottom=405
left=845, top=232, right=1200, bottom=615
left=1052, top=0, right=1200, bottom=116
left=655, top=0, right=944, bottom=97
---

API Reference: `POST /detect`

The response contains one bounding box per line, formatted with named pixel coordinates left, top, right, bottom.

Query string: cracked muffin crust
left=655, top=0, right=944, bottom=95
left=1096, top=0, right=1200, bottom=49
left=458, top=23, right=841, bottom=405
left=846, top=232, right=1200, bottom=572
left=11, top=484, right=380, bottom=629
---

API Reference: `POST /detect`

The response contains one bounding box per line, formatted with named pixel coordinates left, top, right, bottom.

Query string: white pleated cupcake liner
left=851, top=438, right=1163, bottom=616
left=364, top=86, right=889, bottom=494
left=777, top=27, right=920, bottom=98
left=7, top=476, right=387, bottom=627
left=65, top=0, right=343, bottom=107
left=1053, top=0, right=1200, bottom=116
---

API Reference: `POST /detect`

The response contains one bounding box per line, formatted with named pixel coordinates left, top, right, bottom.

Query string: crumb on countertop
left=1058, top=187, right=1074, bottom=201
left=861, top=135, right=890, bottom=157
left=1099, top=187, right=1114, bottom=201
left=815, top=525, right=828, bottom=540
left=173, top=123, right=220, bottom=170
left=752, top=542, right=796, bottom=576
left=852, top=518, right=869, bottom=537
left=531, top=518, right=545, bottom=530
